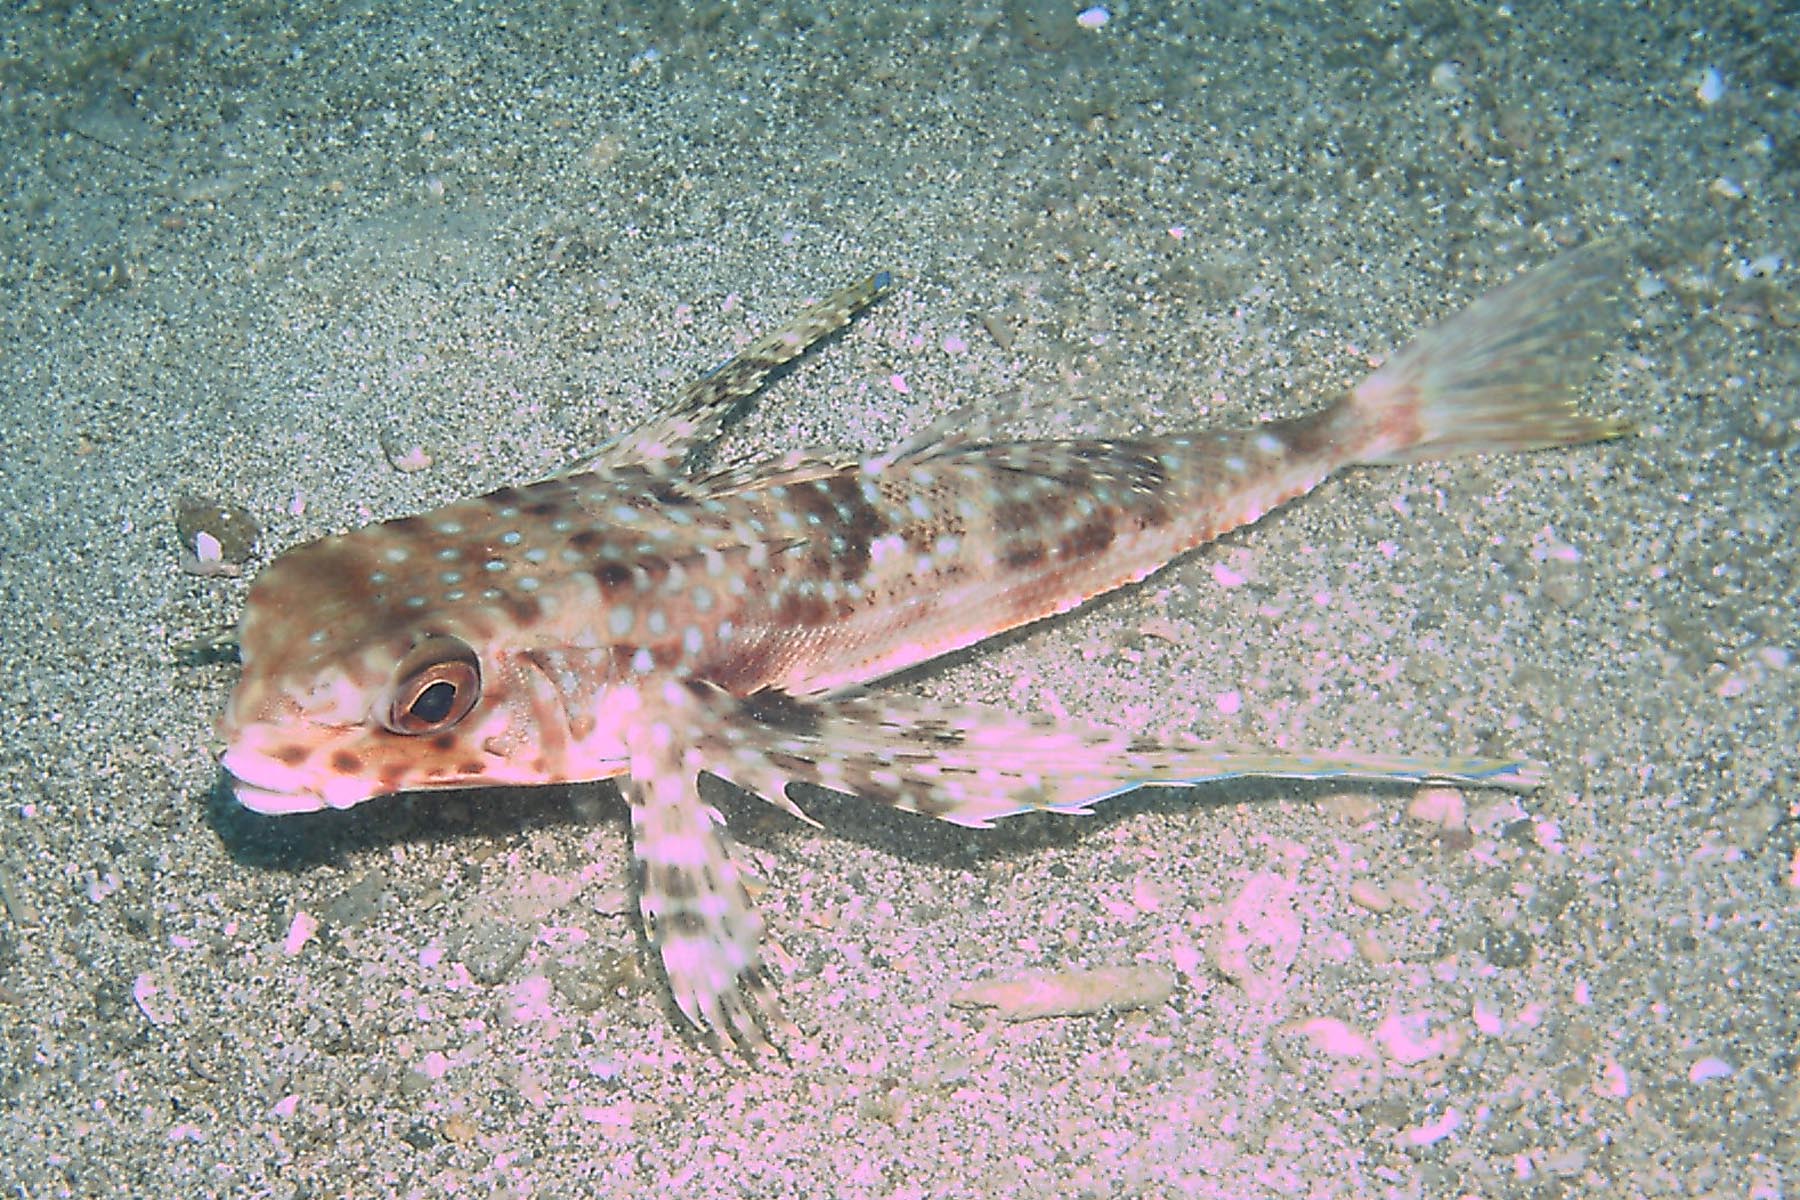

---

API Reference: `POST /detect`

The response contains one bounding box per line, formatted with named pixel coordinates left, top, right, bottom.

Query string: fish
left=218, top=247, right=1627, bottom=1049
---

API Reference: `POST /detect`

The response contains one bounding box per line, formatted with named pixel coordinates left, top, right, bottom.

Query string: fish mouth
left=219, top=745, right=357, bottom=815
left=229, top=777, right=329, bottom=816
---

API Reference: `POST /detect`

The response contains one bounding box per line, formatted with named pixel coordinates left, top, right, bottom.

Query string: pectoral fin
left=685, top=683, right=1543, bottom=829
left=625, top=678, right=1538, bottom=1047
left=623, top=686, right=785, bottom=1053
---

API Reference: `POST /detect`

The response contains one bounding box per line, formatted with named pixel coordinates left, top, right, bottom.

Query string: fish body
left=220, top=251, right=1625, bottom=1045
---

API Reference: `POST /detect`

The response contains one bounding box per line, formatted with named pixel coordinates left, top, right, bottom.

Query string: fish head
left=218, top=489, right=639, bottom=815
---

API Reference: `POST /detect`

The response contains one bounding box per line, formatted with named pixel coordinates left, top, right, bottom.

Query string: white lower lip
left=220, top=746, right=330, bottom=815
left=231, top=779, right=327, bottom=816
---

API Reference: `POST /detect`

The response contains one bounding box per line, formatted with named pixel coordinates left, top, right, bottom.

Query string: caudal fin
left=1353, top=244, right=1631, bottom=465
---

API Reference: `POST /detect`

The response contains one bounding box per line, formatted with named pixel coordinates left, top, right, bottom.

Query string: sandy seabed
left=1, top=3, right=1794, bottom=1197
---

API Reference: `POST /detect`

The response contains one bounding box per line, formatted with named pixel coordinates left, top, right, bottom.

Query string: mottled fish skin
left=220, top=250, right=1627, bottom=1049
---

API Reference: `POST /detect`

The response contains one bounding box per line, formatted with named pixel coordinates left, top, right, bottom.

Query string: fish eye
left=384, top=636, right=482, bottom=735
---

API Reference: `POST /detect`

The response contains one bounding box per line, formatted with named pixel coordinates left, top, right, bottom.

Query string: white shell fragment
left=132, top=971, right=177, bottom=1027
left=951, top=964, right=1176, bottom=1022
left=176, top=495, right=258, bottom=577
left=1695, top=67, right=1725, bottom=106
left=282, top=909, right=320, bottom=957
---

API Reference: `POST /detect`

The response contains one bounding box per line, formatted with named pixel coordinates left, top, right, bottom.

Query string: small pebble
left=1688, top=1056, right=1734, bottom=1083
left=282, top=910, right=319, bottom=957
left=951, top=964, right=1175, bottom=1021
left=441, top=1114, right=479, bottom=1143
left=1398, top=1106, right=1461, bottom=1148
left=1348, top=879, right=1392, bottom=913
left=1408, top=787, right=1467, bottom=831
left=1292, top=1016, right=1375, bottom=1059
left=1595, top=1056, right=1632, bottom=1098
left=551, top=949, right=646, bottom=1013
left=1356, top=930, right=1393, bottom=965
left=1375, top=1011, right=1459, bottom=1064
left=453, top=919, right=531, bottom=985
left=1211, top=563, right=1247, bottom=588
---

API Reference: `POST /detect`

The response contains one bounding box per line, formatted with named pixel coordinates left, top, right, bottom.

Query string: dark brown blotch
left=1264, top=410, right=1338, bottom=461
left=999, top=539, right=1048, bottom=570
left=992, top=499, right=1048, bottom=535
left=795, top=478, right=885, bottom=579
left=568, top=529, right=610, bottom=554
left=776, top=589, right=833, bottom=627
left=655, top=870, right=704, bottom=909
left=493, top=589, right=542, bottom=626
left=1056, top=519, right=1115, bottom=561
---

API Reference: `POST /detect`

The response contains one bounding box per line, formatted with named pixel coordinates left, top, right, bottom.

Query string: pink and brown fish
left=219, top=248, right=1628, bottom=1048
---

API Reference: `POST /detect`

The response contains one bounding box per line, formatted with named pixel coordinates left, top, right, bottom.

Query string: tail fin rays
left=1352, top=244, right=1631, bottom=465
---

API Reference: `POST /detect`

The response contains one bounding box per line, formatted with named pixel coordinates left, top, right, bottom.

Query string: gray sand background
left=2, top=3, right=1795, bottom=1196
